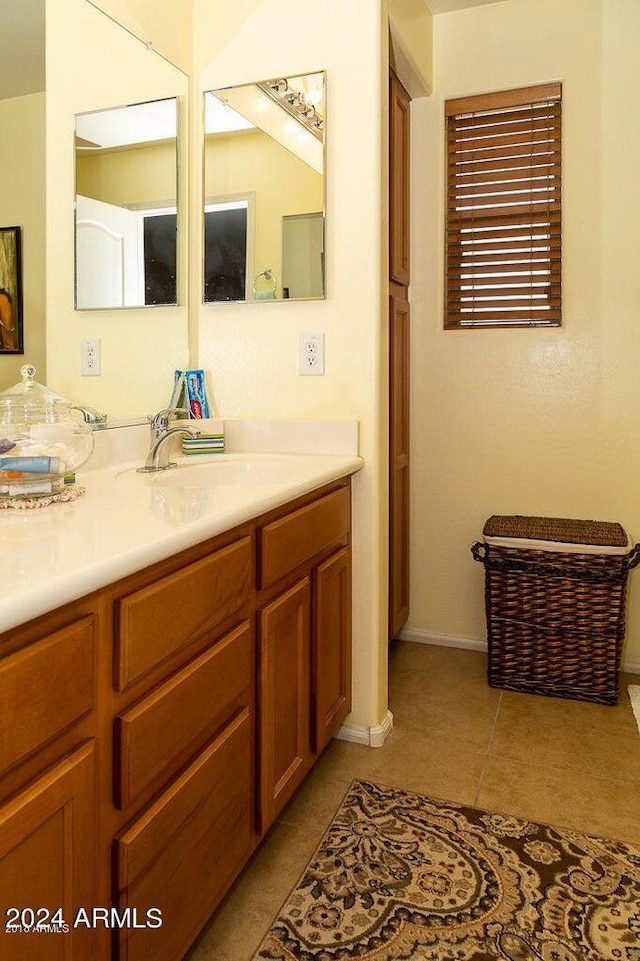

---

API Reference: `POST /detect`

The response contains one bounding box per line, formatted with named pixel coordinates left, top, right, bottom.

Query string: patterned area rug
left=252, top=779, right=640, bottom=960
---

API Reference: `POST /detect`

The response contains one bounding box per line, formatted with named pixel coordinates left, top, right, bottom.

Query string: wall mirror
left=74, top=96, right=179, bottom=309
left=203, top=70, right=326, bottom=303
left=0, top=0, right=45, bottom=390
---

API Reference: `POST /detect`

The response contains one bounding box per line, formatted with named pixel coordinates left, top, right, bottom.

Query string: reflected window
left=204, top=200, right=249, bottom=303
left=143, top=210, right=177, bottom=306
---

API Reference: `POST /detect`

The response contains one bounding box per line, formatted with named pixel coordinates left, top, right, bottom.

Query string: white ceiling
left=0, top=0, right=45, bottom=100
left=428, top=0, right=507, bottom=13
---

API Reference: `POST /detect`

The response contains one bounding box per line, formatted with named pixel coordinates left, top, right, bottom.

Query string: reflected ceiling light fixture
left=257, top=77, right=324, bottom=140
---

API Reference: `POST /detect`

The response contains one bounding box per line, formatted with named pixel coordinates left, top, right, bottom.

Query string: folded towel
left=181, top=417, right=225, bottom=454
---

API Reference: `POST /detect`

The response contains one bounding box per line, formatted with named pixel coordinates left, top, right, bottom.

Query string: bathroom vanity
left=0, top=434, right=360, bottom=961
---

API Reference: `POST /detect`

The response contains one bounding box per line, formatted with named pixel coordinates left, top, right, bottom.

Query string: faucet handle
left=149, top=407, right=190, bottom=433
left=71, top=405, right=108, bottom=426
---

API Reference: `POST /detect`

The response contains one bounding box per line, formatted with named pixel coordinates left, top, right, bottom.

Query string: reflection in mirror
left=204, top=71, right=326, bottom=303
left=74, top=97, right=178, bottom=310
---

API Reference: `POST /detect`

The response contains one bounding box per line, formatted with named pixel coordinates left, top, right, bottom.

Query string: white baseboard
left=336, top=710, right=394, bottom=747
left=398, top=627, right=487, bottom=654
left=397, top=627, right=640, bottom=676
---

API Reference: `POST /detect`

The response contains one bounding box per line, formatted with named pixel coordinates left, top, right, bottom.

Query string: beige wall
left=76, top=141, right=177, bottom=207
left=388, top=0, right=433, bottom=96
left=193, top=0, right=389, bottom=730
left=204, top=130, right=323, bottom=297
left=85, top=0, right=192, bottom=74
left=0, top=93, right=46, bottom=390
left=409, top=0, right=640, bottom=670
left=45, top=0, right=189, bottom=416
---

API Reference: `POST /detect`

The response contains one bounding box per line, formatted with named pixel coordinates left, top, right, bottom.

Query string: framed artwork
left=0, top=226, right=23, bottom=353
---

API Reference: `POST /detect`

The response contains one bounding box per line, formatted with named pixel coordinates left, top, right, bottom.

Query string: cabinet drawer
left=115, top=535, right=252, bottom=690
left=114, top=621, right=252, bottom=809
left=260, top=487, right=350, bottom=588
left=115, top=709, right=254, bottom=961
left=0, top=616, right=95, bottom=777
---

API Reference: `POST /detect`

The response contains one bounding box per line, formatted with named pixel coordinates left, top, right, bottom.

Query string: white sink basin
left=116, top=455, right=304, bottom=487
left=156, top=457, right=296, bottom=487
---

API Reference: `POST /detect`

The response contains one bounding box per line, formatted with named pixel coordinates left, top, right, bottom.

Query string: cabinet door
left=313, top=548, right=352, bottom=753
left=389, top=69, right=411, bottom=286
left=258, top=578, right=312, bottom=833
left=0, top=742, right=97, bottom=961
left=389, top=293, right=411, bottom=639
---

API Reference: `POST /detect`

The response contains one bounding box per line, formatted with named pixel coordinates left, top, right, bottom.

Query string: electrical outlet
left=81, top=338, right=101, bottom=376
left=299, top=332, right=324, bottom=376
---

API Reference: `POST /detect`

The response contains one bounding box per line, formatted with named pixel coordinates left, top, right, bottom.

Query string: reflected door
left=282, top=212, right=324, bottom=300
left=75, top=195, right=142, bottom=308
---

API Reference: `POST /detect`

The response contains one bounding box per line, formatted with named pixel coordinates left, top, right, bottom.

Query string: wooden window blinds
left=445, top=83, right=562, bottom=329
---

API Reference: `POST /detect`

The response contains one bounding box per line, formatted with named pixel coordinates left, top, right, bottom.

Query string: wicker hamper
left=471, top=515, right=640, bottom=704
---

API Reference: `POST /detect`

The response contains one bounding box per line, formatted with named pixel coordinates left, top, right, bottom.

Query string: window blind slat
left=448, top=157, right=560, bottom=183
left=448, top=291, right=562, bottom=303
left=448, top=103, right=560, bottom=129
left=453, top=165, right=558, bottom=188
left=448, top=116, right=561, bottom=145
left=448, top=244, right=561, bottom=263
left=449, top=260, right=560, bottom=278
left=445, top=308, right=561, bottom=326
left=447, top=203, right=561, bottom=225
left=449, top=141, right=561, bottom=166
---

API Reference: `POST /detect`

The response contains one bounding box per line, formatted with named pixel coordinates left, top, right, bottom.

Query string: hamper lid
left=483, top=515, right=629, bottom=553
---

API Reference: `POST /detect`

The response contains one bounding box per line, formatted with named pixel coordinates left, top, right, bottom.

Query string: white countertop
left=3, top=420, right=362, bottom=635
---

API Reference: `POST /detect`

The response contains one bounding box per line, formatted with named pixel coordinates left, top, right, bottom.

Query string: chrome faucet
left=70, top=405, right=108, bottom=427
left=148, top=406, right=189, bottom=441
left=138, top=413, right=200, bottom=473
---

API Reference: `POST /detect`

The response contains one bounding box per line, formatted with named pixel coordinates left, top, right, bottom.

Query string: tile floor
left=186, top=641, right=640, bottom=960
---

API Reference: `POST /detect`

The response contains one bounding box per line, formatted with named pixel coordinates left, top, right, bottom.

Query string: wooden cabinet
left=314, top=547, right=352, bottom=754
left=0, top=742, right=97, bottom=961
left=114, top=620, right=253, bottom=810
left=0, top=603, right=100, bottom=961
left=0, top=615, right=96, bottom=780
left=0, top=478, right=353, bottom=961
left=115, top=710, right=253, bottom=961
left=115, top=535, right=252, bottom=691
left=258, top=579, right=312, bottom=831
left=257, top=483, right=352, bottom=833
left=110, top=533, right=256, bottom=961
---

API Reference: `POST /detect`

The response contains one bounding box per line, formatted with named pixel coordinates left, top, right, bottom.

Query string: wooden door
left=389, top=68, right=412, bottom=640
left=389, top=293, right=411, bottom=638
left=389, top=71, right=411, bottom=286
left=313, top=548, right=352, bottom=753
left=258, top=578, right=312, bottom=832
left=0, top=742, right=97, bottom=961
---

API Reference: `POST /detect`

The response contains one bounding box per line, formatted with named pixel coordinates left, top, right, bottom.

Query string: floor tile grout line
left=474, top=690, right=503, bottom=807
